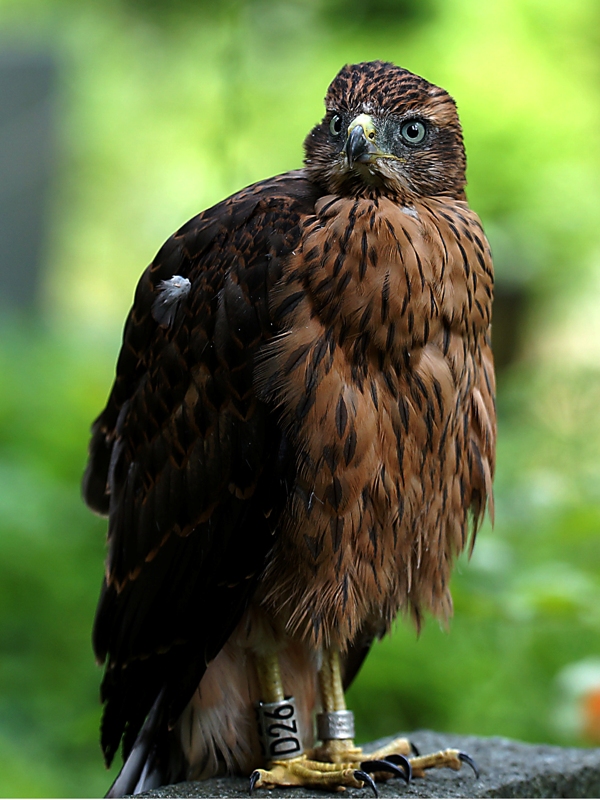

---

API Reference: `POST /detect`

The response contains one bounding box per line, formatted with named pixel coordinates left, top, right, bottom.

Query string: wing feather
left=84, top=171, right=317, bottom=765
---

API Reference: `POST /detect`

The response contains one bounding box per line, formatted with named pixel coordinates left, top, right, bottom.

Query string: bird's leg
left=311, top=647, right=479, bottom=783
left=249, top=648, right=477, bottom=792
left=310, top=647, right=362, bottom=762
left=254, top=650, right=304, bottom=761
left=308, top=647, right=413, bottom=782
left=250, top=651, right=403, bottom=794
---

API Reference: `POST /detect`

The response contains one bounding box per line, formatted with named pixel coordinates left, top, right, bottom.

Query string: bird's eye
left=329, top=115, right=343, bottom=136
left=400, top=120, right=426, bottom=145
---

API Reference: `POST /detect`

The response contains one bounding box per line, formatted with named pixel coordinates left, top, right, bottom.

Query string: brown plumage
left=84, top=60, right=495, bottom=794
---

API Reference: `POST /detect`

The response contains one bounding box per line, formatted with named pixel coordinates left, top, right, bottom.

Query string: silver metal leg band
left=256, top=697, right=304, bottom=761
left=316, top=709, right=355, bottom=740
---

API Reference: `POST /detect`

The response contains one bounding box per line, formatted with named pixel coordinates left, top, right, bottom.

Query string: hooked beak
left=345, top=113, right=379, bottom=167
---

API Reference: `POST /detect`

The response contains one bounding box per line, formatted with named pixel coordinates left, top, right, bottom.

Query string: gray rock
left=135, top=730, right=600, bottom=799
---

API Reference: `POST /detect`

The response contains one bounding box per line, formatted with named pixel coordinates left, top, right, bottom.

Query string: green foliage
left=0, top=0, right=599, bottom=796
left=0, top=321, right=121, bottom=797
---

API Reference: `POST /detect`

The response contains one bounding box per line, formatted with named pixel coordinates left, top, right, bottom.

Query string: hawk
left=84, top=60, right=495, bottom=796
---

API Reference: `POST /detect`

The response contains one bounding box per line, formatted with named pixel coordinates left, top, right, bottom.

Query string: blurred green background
left=1, top=0, right=600, bottom=796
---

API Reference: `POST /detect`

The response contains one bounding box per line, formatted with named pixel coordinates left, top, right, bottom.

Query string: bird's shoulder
left=83, top=169, right=319, bottom=517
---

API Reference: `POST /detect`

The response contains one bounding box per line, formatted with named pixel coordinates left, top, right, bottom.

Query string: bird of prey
left=84, top=60, right=495, bottom=797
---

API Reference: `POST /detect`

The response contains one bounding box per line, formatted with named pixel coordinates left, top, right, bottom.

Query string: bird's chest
left=260, top=194, right=488, bottom=529
left=254, top=194, right=492, bottom=644
left=286, top=194, right=490, bottom=359
left=301, top=197, right=444, bottom=358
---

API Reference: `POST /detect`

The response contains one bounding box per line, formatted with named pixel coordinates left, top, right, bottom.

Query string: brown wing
left=83, top=171, right=319, bottom=766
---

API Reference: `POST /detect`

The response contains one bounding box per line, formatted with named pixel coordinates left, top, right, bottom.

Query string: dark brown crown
left=324, top=61, right=457, bottom=117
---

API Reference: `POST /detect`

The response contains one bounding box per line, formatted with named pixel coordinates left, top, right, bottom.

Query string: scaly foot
left=365, top=737, right=479, bottom=780
left=409, top=749, right=479, bottom=780
left=250, top=753, right=410, bottom=795
left=250, top=739, right=478, bottom=794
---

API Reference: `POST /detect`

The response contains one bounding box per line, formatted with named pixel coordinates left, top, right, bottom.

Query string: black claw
left=387, top=754, right=412, bottom=783
left=361, top=753, right=412, bottom=784
left=354, top=770, right=379, bottom=797
left=409, top=740, right=420, bottom=757
left=458, top=752, right=480, bottom=779
left=361, top=757, right=410, bottom=784
left=249, top=770, right=260, bottom=795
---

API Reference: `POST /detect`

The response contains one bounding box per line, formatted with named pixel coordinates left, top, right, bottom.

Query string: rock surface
left=135, top=730, right=600, bottom=799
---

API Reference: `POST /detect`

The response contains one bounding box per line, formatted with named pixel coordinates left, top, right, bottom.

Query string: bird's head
left=304, top=61, right=467, bottom=201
